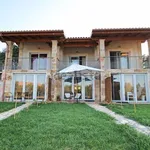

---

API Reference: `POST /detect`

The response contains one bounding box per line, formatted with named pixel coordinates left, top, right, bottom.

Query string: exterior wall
left=105, top=40, right=142, bottom=69
left=2, top=39, right=149, bottom=103
left=20, top=42, right=51, bottom=70
left=62, top=47, right=98, bottom=69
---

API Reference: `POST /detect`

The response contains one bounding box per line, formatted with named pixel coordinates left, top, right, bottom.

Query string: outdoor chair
left=74, top=93, right=81, bottom=99
left=65, top=93, right=71, bottom=100
left=4, top=92, right=13, bottom=101
left=127, top=92, right=135, bottom=102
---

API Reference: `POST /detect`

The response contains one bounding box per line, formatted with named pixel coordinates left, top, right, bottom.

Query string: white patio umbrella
left=56, top=64, right=103, bottom=102
left=58, top=63, right=103, bottom=75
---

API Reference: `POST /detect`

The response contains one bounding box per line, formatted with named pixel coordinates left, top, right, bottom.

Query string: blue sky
left=0, top=0, right=150, bottom=53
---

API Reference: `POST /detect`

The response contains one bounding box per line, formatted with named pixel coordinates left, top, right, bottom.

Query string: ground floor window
left=111, top=74, right=148, bottom=102
left=62, top=76, right=94, bottom=100
left=13, top=74, right=46, bottom=101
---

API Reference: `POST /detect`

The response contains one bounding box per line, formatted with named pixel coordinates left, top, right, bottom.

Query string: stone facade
left=1, top=37, right=150, bottom=103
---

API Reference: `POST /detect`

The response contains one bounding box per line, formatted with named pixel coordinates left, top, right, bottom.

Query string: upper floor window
left=0, top=73, right=2, bottom=80
left=110, top=51, right=129, bottom=69
left=70, top=56, right=86, bottom=65
left=30, top=54, right=47, bottom=70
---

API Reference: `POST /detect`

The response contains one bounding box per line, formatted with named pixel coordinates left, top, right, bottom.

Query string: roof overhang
left=61, top=37, right=97, bottom=48
left=0, top=30, right=65, bottom=43
left=92, top=28, right=150, bottom=42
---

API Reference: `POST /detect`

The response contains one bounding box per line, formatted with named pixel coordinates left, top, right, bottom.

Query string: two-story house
left=0, top=28, right=150, bottom=103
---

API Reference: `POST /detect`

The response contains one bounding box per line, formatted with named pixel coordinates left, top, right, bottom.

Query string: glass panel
left=37, top=74, right=45, bottom=100
left=85, top=76, right=93, bottom=99
left=79, top=56, right=86, bottom=65
left=120, top=53, right=129, bottom=69
left=110, top=52, right=120, bottom=69
left=39, top=54, right=47, bottom=70
left=31, top=54, right=38, bottom=70
left=124, top=75, right=134, bottom=101
left=25, top=75, right=34, bottom=100
left=112, top=74, right=121, bottom=100
left=136, top=75, right=146, bottom=101
left=14, top=74, right=23, bottom=99
left=64, top=77, right=72, bottom=99
left=74, top=77, right=82, bottom=99
left=0, top=73, right=2, bottom=80
left=71, top=57, right=79, bottom=64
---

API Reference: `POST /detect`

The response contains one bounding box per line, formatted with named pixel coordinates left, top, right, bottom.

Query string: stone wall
left=0, top=81, right=3, bottom=101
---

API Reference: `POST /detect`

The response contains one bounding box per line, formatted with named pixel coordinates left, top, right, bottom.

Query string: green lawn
left=0, top=102, right=22, bottom=113
left=105, top=104, right=150, bottom=126
left=0, top=103, right=150, bottom=150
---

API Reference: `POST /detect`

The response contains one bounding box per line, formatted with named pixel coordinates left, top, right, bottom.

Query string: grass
left=0, top=103, right=150, bottom=150
left=105, top=104, right=150, bottom=126
left=0, top=102, right=23, bottom=113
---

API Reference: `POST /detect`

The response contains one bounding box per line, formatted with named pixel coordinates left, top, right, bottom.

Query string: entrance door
left=74, top=77, right=82, bottom=99
left=112, top=74, right=148, bottom=102
left=13, top=74, right=46, bottom=101
left=63, top=76, right=94, bottom=100
left=25, top=74, right=34, bottom=100
left=136, top=74, right=147, bottom=102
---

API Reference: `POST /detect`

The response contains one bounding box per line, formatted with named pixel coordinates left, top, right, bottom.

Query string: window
left=110, top=52, right=129, bottom=69
left=70, top=56, right=86, bottom=65
left=0, top=73, right=2, bottom=80
left=111, top=74, right=121, bottom=100
left=30, top=54, right=47, bottom=70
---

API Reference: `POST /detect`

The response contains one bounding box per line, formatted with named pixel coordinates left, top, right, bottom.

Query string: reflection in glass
left=121, top=56, right=129, bottom=69
left=85, top=77, right=93, bottom=99
left=124, top=75, right=134, bottom=101
left=31, top=54, right=38, bottom=70
left=39, top=54, right=47, bottom=70
left=64, top=77, right=72, bottom=98
left=37, top=74, right=45, bottom=100
left=74, top=77, right=82, bottom=99
left=25, top=75, right=33, bottom=99
left=112, top=74, right=121, bottom=100
left=14, top=74, right=23, bottom=99
left=136, top=75, right=146, bottom=101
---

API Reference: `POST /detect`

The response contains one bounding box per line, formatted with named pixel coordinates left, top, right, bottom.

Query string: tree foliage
left=0, top=44, right=19, bottom=64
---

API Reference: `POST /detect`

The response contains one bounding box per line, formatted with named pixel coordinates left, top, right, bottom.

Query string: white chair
left=127, top=92, right=135, bottom=102
left=65, top=93, right=71, bottom=99
left=74, top=93, right=81, bottom=99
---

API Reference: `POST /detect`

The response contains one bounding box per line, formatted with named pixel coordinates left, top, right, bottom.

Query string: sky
left=0, top=0, right=150, bottom=54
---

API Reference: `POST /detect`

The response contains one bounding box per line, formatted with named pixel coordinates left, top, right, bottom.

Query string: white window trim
left=12, top=73, right=46, bottom=101
left=62, top=75, right=95, bottom=101
left=29, top=52, right=49, bottom=70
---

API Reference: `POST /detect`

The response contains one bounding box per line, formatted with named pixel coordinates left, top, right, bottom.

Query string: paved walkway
left=86, top=103, right=150, bottom=136
left=0, top=102, right=32, bottom=121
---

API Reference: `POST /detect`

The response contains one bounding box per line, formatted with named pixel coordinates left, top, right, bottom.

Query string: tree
left=0, top=44, right=19, bottom=70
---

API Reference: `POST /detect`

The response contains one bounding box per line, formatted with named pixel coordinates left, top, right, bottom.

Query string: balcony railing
left=58, top=59, right=100, bottom=70
left=6, top=57, right=51, bottom=70
left=0, top=62, right=4, bottom=71
left=105, top=56, right=150, bottom=69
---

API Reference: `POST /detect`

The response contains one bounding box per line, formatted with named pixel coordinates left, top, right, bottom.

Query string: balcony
left=0, top=62, right=4, bottom=71
left=105, top=56, right=150, bottom=69
left=6, top=57, right=51, bottom=70
left=58, top=59, right=100, bottom=70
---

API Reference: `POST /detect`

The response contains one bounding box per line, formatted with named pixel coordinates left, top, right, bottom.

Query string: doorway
left=62, top=76, right=94, bottom=100
left=13, top=74, right=46, bottom=101
left=112, top=74, right=148, bottom=102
